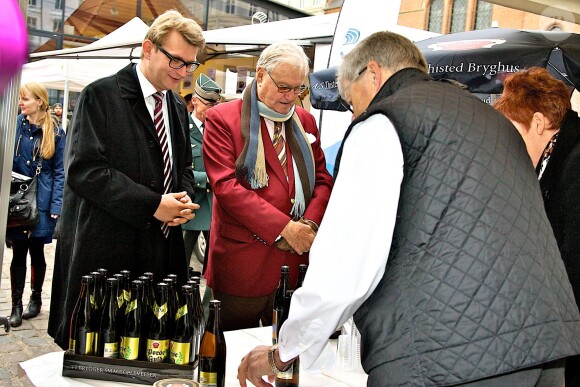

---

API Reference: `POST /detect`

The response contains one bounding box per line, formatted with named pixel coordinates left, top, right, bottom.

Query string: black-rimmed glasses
left=266, top=71, right=308, bottom=94
left=156, top=45, right=200, bottom=74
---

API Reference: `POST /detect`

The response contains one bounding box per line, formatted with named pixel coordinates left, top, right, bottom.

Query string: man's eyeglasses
left=156, top=45, right=200, bottom=74
left=197, top=97, right=219, bottom=107
left=340, top=66, right=368, bottom=109
left=266, top=71, right=308, bottom=94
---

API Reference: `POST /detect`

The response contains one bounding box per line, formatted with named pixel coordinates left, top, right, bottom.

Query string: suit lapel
left=119, top=64, right=158, bottom=141
left=166, top=91, right=187, bottom=189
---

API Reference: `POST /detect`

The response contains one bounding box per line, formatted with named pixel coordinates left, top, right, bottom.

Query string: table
left=19, top=327, right=367, bottom=386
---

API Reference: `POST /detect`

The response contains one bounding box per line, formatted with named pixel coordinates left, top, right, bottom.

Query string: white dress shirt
left=278, top=113, right=404, bottom=370
left=136, top=64, right=174, bottom=169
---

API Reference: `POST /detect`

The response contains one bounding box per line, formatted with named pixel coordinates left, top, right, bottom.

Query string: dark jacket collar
left=371, top=67, right=430, bottom=105
left=539, top=109, right=580, bottom=192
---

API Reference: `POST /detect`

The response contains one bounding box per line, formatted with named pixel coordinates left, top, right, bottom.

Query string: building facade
left=26, top=0, right=311, bottom=54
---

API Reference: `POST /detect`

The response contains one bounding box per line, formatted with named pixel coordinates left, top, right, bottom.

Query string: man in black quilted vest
left=238, top=31, right=580, bottom=386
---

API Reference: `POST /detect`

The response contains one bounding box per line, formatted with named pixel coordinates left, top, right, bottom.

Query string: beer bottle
left=275, top=290, right=299, bottom=387
left=138, top=275, right=153, bottom=360
left=112, top=273, right=127, bottom=336
left=120, top=270, right=132, bottom=305
left=162, top=277, right=178, bottom=338
left=120, top=279, right=143, bottom=360
left=296, top=264, right=307, bottom=289
left=145, top=282, right=170, bottom=362
left=166, top=273, right=180, bottom=319
left=97, top=277, right=119, bottom=358
left=143, top=272, right=156, bottom=311
left=273, top=266, right=290, bottom=344
left=170, top=285, right=194, bottom=365
left=198, top=300, right=226, bottom=387
left=97, top=268, right=108, bottom=305
left=90, top=271, right=104, bottom=319
left=69, top=275, right=97, bottom=355
left=187, top=277, right=205, bottom=363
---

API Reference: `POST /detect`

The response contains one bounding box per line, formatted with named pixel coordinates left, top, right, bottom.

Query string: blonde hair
left=142, top=9, right=205, bottom=59
left=20, top=82, right=56, bottom=159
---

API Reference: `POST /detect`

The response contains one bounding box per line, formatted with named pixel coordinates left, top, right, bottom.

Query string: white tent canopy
left=20, top=17, right=148, bottom=92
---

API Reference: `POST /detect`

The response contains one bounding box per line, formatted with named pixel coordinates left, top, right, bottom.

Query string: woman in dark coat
left=494, top=67, right=580, bottom=387
left=7, top=82, right=66, bottom=327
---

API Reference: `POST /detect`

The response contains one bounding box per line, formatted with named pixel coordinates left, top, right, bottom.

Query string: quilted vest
left=335, top=69, right=580, bottom=386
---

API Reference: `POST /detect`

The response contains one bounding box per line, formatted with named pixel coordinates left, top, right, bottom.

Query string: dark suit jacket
left=48, top=63, right=195, bottom=349
left=538, top=110, right=580, bottom=305
left=202, top=99, right=333, bottom=297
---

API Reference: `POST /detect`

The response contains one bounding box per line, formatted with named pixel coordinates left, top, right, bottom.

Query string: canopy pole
left=63, top=61, right=70, bottom=132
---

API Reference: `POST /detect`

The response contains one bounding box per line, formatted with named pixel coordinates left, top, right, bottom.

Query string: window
left=475, top=0, right=493, bottom=29
left=225, top=0, right=236, bottom=14
left=29, top=0, right=37, bottom=6
left=27, top=17, right=37, bottom=29
left=428, top=0, right=444, bottom=33
left=53, top=20, right=63, bottom=32
left=450, top=0, right=468, bottom=32
left=248, top=4, right=257, bottom=17
left=55, top=0, right=64, bottom=10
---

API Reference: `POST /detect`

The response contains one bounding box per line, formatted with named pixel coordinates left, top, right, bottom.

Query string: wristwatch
left=268, top=345, right=284, bottom=374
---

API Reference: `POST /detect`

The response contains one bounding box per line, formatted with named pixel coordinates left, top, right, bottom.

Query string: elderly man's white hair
left=257, top=41, right=310, bottom=77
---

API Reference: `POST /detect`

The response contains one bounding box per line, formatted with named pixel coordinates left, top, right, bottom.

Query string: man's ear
left=142, top=39, right=154, bottom=60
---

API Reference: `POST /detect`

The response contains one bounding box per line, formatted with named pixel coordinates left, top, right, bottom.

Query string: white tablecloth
left=19, top=327, right=367, bottom=386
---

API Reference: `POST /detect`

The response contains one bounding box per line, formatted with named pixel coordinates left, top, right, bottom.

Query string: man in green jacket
left=183, top=73, right=221, bottom=272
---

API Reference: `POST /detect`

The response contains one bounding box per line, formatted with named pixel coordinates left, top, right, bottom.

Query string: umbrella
left=415, top=28, right=580, bottom=94
left=309, top=28, right=580, bottom=111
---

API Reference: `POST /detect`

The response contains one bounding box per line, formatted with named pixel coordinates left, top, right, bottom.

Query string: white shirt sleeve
left=277, top=113, right=404, bottom=370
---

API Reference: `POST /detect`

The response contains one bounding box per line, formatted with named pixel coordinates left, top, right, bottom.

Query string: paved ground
left=0, top=240, right=205, bottom=386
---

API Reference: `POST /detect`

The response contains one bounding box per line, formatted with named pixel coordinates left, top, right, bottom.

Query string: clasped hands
left=154, top=191, right=199, bottom=226
left=275, top=217, right=318, bottom=255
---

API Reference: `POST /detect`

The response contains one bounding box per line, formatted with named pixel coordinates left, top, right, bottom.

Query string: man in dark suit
left=203, top=41, right=333, bottom=331
left=183, top=74, right=222, bottom=271
left=47, top=10, right=203, bottom=350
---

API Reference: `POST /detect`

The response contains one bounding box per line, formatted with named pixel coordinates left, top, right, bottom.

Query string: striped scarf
left=235, top=80, right=315, bottom=217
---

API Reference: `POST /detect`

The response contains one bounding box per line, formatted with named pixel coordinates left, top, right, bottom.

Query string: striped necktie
left=153, top=91, right=172, bottom=238
left=273, top=121, right=287, bottom=177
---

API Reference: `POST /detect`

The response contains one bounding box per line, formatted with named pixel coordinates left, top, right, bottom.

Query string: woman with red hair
left=494, top=67, right=580, bottom=386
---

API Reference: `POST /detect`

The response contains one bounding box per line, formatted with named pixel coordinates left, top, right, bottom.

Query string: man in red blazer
left=203, top=41, right=333, bottom=331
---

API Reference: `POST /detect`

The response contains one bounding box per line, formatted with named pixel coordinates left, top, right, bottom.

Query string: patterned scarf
left=235, top=80, right=315, bottom=216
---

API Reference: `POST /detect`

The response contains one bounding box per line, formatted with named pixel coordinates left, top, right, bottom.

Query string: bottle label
left=69, top=338, right=76, bottom=352
left=103, top=342, right=119, bottom=358
left=169, top=341, right=191, bottom=365
left=199, top=371, right=217, bottom=386
left=120, top=336, right=140, bottom=360
left=146, top=339, right=169, bottom=362
left=175, top=304, right=188, bottom=320
left=123, top=289, right=131, bottom=303
left=154, top=303, right=168, bottom=319
left=77, top=332, right=95, bottom=355
left=117, top=294, right=124, bottom=308
left=276, top=363, right=294, bottom=380
left=125, top=299, right=137, bottom=314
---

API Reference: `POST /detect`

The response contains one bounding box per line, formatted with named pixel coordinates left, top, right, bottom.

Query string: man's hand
left=153, top=191, right=200, bottom=226
left=279, top=219, right=316, bottom=255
